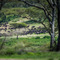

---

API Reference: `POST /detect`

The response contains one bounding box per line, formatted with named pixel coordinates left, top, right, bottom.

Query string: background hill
left=0, top=2, right=45, bottom=23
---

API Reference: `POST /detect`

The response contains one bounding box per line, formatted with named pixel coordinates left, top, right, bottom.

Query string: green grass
left=0, top=52, right=60, bottom=60
left=0, top=36, right=59, bottom=59
left=0, top=37, right=50, bottom=53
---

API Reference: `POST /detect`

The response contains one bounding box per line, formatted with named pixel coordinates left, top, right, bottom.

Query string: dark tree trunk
left=0, top=0, right=5, bottom=10
left=50, top=7, right=55, bottom=49
left=56, top=0, right=60, bottom=51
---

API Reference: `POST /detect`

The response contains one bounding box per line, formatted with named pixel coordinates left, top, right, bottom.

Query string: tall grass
left=0, top=36, right=59, bottom=59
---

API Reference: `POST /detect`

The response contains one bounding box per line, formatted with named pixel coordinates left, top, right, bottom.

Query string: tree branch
left=47, top=0, right=53, bottom=8
left=37, top=18, right=51, bottom=35
left=19, top=0, right=52, bottom=25
left=40, top=22, right=51, bottom=35
left=19, top=0, right=44, bottom=10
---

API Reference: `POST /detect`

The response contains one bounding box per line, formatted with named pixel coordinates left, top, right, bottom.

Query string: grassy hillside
left=1, top=6, right=44, bottom=23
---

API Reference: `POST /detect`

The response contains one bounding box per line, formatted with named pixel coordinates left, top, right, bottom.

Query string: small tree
left=10, top=22, right=27, bottom=39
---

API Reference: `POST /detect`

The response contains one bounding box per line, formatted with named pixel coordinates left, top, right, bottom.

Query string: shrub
left=17, top=23, right=27, bottom=28
left=5, top=49, right=15, bottom=55
left=35, top=36, right=40, bottom=39
left=0, top=48, right=15, bottom=55
left=48, top=58, right=54, bottom=60
left=43, top=36, right=50, bottom=39
left=27, top=52, right=35, bottom=55
left=10, top=22, right=27, bottom=28
left=24, top=20, right=37, bottom=24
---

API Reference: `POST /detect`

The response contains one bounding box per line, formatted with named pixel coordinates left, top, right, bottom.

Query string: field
left=0, top=36, right=59, bottom=60
left=0, top=2, right=59, bottom=60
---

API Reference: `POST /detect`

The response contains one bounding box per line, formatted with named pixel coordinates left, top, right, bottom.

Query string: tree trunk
left=17, top=34, right=18, bottom=39
left=50, top=8, right=55, bottom=49
left=56, top=0, right=60, bottom=51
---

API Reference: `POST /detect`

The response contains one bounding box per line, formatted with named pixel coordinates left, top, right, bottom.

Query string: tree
left=0, top=0, right=6, bottom=10
left=56, top=0, right=60, bottom=51
left=18, top=0, right=57, bottom=50
left=10, top=22, right=27, bottom=39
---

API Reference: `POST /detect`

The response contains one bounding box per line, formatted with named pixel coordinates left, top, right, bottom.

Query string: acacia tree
left=10, top=22, right=27, bottom=39
left=18, top=0, right=57, bottom=49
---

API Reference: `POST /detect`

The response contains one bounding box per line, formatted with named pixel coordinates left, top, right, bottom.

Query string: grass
left=0, top=2, right=59, bottom=60
left=0, top=52, right=60, bottom=60
left=0, top=37, right=50, bottom=53
left=0, top=36, right=59, bottom=60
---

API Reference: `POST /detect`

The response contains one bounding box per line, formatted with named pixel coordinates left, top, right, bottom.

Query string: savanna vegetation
left=0, top=0, right=60, bottom=60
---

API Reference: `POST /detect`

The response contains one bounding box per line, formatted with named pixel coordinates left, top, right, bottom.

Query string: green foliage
left=35, top=36, right=40, bottom=39
left=27, top=52, right=35, bottom=55
left=6, top=15, right=19, bottom=22
left=43, top=36, right=50, bottom=39
left=48, top=58, right=54, bottom=60
left=1, top=6, right=45, bottom=23
left=0, top=37, right=60, bottom=59
left=26, top=7, right=44, bottom=19
left=1, top=7, right=26, bottom=22
left=10, top=22, right=27, bottom=28
left=0, top=37, right=50, bottom=55
left=0, top=12, right=6, bottom=23
left=5, top=48, right=15, bottom=55
left=24, top=19, right=37, bottom=24
left=0, top=48, right=15, bottom=55
left=3, top=2, right=28, bottom=8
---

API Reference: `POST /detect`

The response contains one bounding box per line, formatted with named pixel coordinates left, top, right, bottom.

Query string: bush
left=0, top=48, right=15, bottom=55
left=35, top=36, right=40, bottom=39
left=43, top=36, right=50, bottom=39
left=27, top=52, right=35, bottom=55
left=5, top=48, right=15, bottom=55
left=48, top=58, right=54, bottom=60
left=10, top=22, right=27, bottom=28
left=25, top=20, right=37, bottom=24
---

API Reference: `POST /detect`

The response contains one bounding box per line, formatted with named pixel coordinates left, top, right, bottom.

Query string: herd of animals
left=0, top=23, right=47, bottom=37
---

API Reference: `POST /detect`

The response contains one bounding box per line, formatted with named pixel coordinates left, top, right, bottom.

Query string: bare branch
left=41, top=4, right=52, bottom=17
left=40, top=22, right=51, bottom=35
left=37, top=18, right=51, bottom=35
left=47, top=0, right=53, bottom=8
